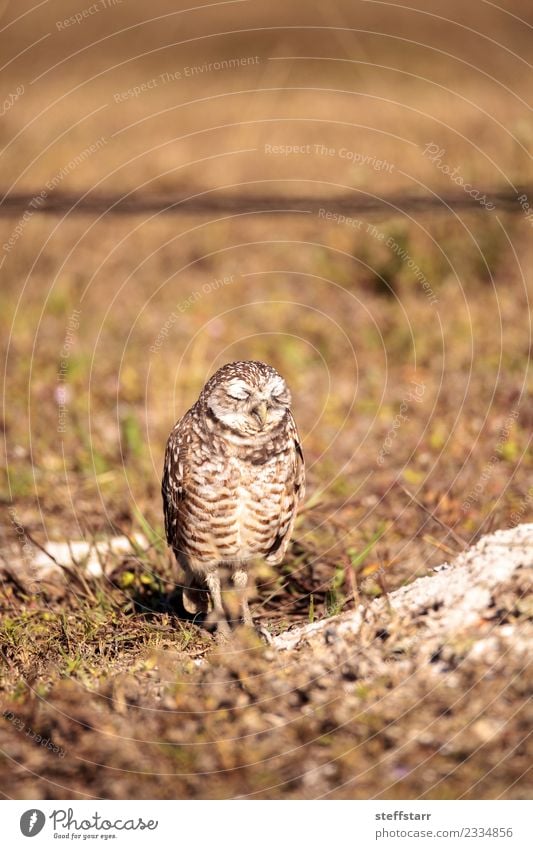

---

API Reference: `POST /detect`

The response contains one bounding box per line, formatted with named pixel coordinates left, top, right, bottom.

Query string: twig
left=376, top=556, right=392, bottom=614
left=397, top=484, right=466, bottom=548
left=24, top=532, right=96, bottom=600
left=422, top=534, right=457, bottom=557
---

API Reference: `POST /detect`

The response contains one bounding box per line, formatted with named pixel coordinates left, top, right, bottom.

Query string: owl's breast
left=183, top=451, right=293, bottom=563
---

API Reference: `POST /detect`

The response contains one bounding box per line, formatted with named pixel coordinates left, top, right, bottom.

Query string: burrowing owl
left=162, top=361, right=305, bottom=637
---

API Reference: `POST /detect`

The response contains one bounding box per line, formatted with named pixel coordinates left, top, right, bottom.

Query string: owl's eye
left=226, top=383, right=251, bottom=401
left=271, top=382, right=287, bottom=399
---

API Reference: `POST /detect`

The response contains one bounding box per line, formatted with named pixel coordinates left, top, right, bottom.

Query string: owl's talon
left=255, top=624, right=274, bottom=645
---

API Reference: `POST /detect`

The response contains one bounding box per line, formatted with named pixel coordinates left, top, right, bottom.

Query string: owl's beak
left=252, top=400, right=269, bottom=428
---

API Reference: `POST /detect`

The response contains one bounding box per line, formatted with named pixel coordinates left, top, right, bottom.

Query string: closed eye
left=226, top=385, right=251, bottom=400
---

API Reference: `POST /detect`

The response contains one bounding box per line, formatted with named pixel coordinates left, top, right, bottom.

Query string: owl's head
left=201, top=361, right=292, bottom=436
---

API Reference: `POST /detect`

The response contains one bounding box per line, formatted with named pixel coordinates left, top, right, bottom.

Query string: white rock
left=274, top=523, right=533, bottom=651
left=11, top=533, right=148, bottom=580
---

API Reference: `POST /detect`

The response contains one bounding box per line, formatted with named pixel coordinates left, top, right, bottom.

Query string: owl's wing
left=161, top=415, right=189, bottom=549
left=291, top=413, right=306, bottom=507
left=265, top=411, right=305, bottom=564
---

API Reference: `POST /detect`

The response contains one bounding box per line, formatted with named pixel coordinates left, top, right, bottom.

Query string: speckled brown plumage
left=162, top=361, right=305, bottom=635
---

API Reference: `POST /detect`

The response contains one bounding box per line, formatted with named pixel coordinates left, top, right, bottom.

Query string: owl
left=162, top=360, right=305, bottom=638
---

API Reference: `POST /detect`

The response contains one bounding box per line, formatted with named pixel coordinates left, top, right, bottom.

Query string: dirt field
left=0, top=0, right=532, bottom=799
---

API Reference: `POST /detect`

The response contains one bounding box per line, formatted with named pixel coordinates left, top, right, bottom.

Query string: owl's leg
left=232, top=568, right=253, bottom=627
left=232, top=568, right=272, bottom=644
left=205, top=569, right=231, bottom=640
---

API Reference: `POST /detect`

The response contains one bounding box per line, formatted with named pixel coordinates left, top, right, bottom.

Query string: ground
left=0, top=525, right=531, bottom=799
left=0, top=0, right=532, bottom=799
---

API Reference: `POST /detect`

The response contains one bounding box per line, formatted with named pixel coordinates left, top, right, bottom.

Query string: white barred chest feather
left=163, top=410, right=303, bottom=568
left=183, top=452, right=295, bottom=564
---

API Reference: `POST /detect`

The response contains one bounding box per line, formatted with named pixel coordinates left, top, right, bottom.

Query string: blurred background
left=0, top=0, right=531, bottom=800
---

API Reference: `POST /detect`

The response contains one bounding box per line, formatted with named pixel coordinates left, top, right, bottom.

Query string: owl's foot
left=254, top=623, right=274, bottom=645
